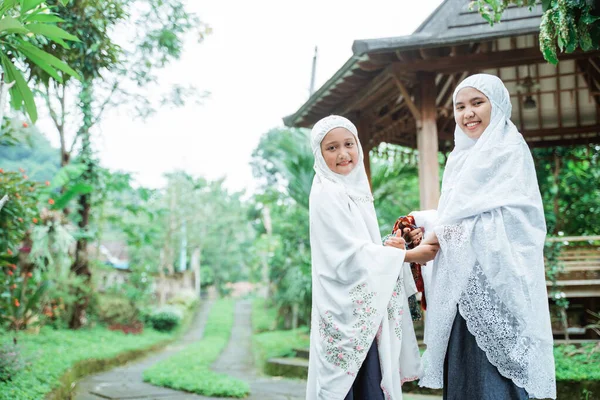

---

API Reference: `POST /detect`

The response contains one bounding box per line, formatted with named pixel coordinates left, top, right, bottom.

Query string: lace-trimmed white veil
left=419, top=74, right=556, bottom=399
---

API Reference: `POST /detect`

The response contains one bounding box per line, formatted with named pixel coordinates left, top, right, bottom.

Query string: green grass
left=251, top=297, right=279, bottom=333
left=143, top=299, right=250, bottom=398
left=0, top=326, right=173, bottom=400
left=555, top=343, right=600, bottom=381
left=251, top=298, right=310, bottom=372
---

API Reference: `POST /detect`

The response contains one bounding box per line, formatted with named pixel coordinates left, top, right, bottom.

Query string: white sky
left=45, top=0, right=444, bottom=192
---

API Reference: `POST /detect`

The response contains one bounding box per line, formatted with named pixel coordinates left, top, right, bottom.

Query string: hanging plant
left=470, top=0, right=600, bottom=64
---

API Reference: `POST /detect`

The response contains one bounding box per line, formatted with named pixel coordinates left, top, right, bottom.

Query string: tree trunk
left=69, top=81, right=94, bottom=329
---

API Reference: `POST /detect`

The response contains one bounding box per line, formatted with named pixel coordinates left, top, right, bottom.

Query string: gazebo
left=283, top=0, right=600, bottom=211
left=284, top=0, right=600, bottom=337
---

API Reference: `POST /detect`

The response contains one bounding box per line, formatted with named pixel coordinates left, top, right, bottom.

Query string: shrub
left=97, top=296, right=138, bottom=326
left=0, top=343, right=23, bottom=382
left=148, top=311, right=180, bottom=332
left=166, top=292, right=198, bottom=310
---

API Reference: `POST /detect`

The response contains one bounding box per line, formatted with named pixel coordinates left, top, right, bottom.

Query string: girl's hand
left=385, top=230, right=407, bottom=249
left=405, top=244, right=439, bottom=264
left=403, top=227, right=423, bottom=245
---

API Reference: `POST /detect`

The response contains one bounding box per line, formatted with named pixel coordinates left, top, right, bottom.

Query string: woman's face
left=454, top=87, right=492, bottom=140
left=320, top=127, right=359, bottom=175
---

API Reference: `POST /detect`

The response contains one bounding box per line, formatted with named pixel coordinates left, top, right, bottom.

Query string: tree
left=471, top=0, right=600, bottom=64
left=26, top=0, right=209, bottom=328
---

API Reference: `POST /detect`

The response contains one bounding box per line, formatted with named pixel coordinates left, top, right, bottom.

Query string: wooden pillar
left=357, top=116, right=372, bottom=188
left=417, top=72, right=441, bottom=210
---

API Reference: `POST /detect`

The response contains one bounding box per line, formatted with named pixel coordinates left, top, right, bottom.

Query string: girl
left=306, top=115, right=439, bottom=400
left=414, top=74, right=556, bottom=399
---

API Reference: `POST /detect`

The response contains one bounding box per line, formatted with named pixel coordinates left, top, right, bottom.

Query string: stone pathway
left=74, top=300, right=216, bottom=400
left=74, top=299, right=440, bottom=400
left=212, top=300, right=306, bottom=400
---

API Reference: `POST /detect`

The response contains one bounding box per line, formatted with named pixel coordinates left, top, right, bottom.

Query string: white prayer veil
left=419, top=75, right=556, bottom=399
left=310, top=115, right=374, bottom=203
left=306, top=115, right=421, bottom=400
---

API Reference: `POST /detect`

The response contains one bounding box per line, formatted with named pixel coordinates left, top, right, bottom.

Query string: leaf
left=13, top=39, right=63, bottom=82
left=0, top=54, right=38, bottom=122
left=58, top=0, right=69, bottom=5
left=541, top=0, right=552, bottom=12
left=49, top=163, right=86, bottom=189
left=24, top=281, right=48, bottom=315
left=0, top=0, right=19, bottom=18
left=24, top=13, right=64, bottom=23
left=17, top=41, right=81, bottom=80
left=52, top=184, right=93, bottom=209
left=26, top=22, right=80, bottom=42
left=20, top=0, right=44, bottom=14
left=0, top=16, right=27, bottom=35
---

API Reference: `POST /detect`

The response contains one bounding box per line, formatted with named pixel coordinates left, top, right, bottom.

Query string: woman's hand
left=384, top=230, right=407, bottom=249
left=405, top=244, right=439, bottom=264
left=421, top=231, right=439, bottom=246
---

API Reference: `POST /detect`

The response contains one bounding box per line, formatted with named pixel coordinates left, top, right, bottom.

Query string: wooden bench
left=546, top=236, right=600, bottom=298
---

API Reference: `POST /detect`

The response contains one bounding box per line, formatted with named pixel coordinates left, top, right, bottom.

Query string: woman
left=306, top=115, right=438, bottom=400
left=414, top=74, right=556, bottom=399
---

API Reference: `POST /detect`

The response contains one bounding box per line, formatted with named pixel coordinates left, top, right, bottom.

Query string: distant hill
left=0, top=128, right=60, bottom=182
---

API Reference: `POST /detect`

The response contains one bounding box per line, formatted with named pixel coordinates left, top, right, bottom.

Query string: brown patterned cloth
left=383, top=215, right=426, bottom=321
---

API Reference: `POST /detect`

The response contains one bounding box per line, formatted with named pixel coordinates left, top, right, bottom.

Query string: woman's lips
left=337, top=160, right=352, bottom=166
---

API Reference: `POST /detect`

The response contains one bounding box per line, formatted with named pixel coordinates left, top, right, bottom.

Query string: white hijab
left=419, top=75, right=556, bottom=399
left=306, top=115, right=421, bottom=400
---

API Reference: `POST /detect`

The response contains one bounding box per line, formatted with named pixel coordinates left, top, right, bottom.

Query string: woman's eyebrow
left=322, top=140, right=338, bottom=147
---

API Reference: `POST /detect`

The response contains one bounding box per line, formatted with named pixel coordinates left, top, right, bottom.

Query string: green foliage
left=0, top=127, right=60, bottom=182
left=370, top=144, right=420, bottom=233
left=471, top=0, right=600, bottom=64
left=252, top=297, right=278, bottom=334
left=533, top=145, right=600, bottom=236
left=143, top=299, right=250, bottom=398
left=554, top=344, right=600, bottom=381
left=0, top=325, right=172, bottom=399
left=0, top=0, right=80, bottom=122
left=0, top=342, right=23, bottom=382
left=97, top=295, right=138, bottom=326
left=147, top=310, right=180, bottom=332
left=0, top=169, right=39, bottom=253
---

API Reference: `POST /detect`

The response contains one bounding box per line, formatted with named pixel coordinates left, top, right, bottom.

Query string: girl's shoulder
left=310, top=180, right=347, bottom=206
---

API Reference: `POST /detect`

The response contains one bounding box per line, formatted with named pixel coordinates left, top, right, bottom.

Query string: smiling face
left=320, top=127, right=359, bottom=175
left=454, top=87, right=492, bottom=140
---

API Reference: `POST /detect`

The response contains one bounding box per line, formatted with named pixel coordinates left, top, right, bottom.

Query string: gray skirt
left=345, top=339, right=384, bottom=400
left=443, top=310, right=530, bottom=400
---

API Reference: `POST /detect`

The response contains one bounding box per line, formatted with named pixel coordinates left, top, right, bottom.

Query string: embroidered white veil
left=418, top=74, right=556, bottom=399
left=306, top=115, right=422, bottom=400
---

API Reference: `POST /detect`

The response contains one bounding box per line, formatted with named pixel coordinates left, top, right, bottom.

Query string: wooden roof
left=284, top=0, right=600, bottom=151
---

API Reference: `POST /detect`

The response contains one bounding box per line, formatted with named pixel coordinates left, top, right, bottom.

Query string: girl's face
left=454, top=87, right=492, bottom=140
left=320, top=127, right=359, bottom=175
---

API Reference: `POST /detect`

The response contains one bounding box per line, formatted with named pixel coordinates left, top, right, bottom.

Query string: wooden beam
left=335, top=64, right=396, bottom=115
left=395, top=47, right=600, bottom=74
left=522, top=124, right=600, bottom=138
left=390, top=74, right=421, bottom=121
left=417, top=71, right=441, bottom=210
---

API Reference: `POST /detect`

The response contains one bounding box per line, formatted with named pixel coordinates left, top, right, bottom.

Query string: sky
left=43, top=0, right=445, bottom=193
